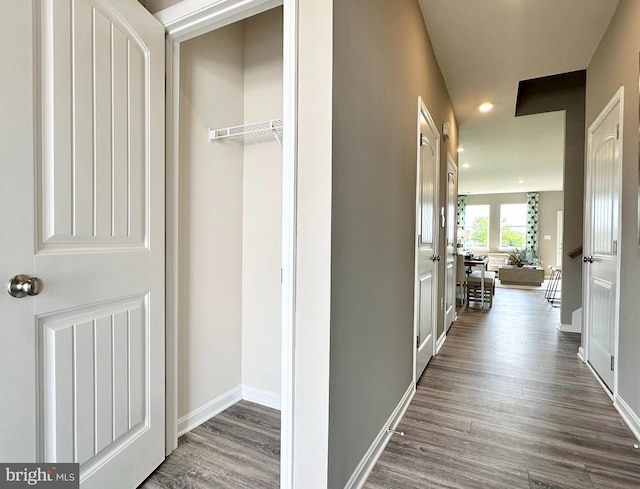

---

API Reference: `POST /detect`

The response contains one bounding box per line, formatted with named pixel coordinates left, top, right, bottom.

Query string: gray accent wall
left=586, top=0, right=640, bottom=422
left=516, top=72, right=586, bottom=326
left=329, top=0, right=457, bottom=486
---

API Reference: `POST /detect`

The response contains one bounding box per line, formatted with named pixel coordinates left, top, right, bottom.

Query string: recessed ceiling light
left=517, top=179, right=525, bottom=184
left=457, top=147, right=465, bottom=153
left=462, top=163, right=470, bottom=169
left=479, top=102, right=494, bottom=113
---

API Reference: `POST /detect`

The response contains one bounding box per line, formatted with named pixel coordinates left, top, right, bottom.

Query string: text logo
left=0, top=464, right=78, bottom=488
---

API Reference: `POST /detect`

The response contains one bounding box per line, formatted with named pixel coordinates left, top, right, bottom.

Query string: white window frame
left=499, top=203, right=527, bottom=251
left=465, top=204, right=490, bottom=250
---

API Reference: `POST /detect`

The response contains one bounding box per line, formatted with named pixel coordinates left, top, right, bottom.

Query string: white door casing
left=0, top=1, right=165, bottom=488
left=444, top=153, right=457, bottom=333
left=414, top=97, right=439, bottom=382
left=584, top=87, right=623, bottom=394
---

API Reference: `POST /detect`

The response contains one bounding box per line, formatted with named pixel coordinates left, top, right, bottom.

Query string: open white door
left=415, top=98, right=439, bottom=381
left=0, top=1, right=165, bottom=488
left=584, top=87, right=623, bottom=393
left=444, top=153, right=457, bottom=333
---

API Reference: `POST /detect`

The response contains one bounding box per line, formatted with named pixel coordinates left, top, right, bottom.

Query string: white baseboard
left=242, top=385, right=281, bottom=410
left=558, top=322, right=581, bottom=333
left=577, top=346, right=585, bottom=362
left=614, top=395, right=640, bottom=443
left=344, top=383, right=415, bottom=489
left=436, top=332, right=447, bottom=354
left=177, top=386, right=243, bottom=436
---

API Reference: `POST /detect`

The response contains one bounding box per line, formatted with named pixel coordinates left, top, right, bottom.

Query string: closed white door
left=584, top=88, right=623, bottom=392
left=444, top=153, right=457, bottom=333
left=0, top=1, right=165, bottom=488
left=415, top=99, right=439, bottom=381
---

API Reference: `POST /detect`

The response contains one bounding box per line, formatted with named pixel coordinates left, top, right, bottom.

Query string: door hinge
left=613, top=240, right=618, bottom=256
left=616, top=124, right=620, bottom=140
left=611, top=355, right=615, bottom=371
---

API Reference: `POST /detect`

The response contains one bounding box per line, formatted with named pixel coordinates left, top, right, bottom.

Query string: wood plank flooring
left=139, top=401, right=280, bottom=488
left=365, top=288, right=640, bottom=489
left=139, top=288, right=640, bottom=488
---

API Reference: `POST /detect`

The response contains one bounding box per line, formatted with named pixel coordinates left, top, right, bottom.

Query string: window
left=465, top=204, right=490, bottom=248
left=500, top=203, right=527, bottom=249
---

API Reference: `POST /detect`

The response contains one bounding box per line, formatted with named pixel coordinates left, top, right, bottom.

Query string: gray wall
left=586, top=0, right=640, bottom=419
left=329, top=0, right=457, bottom=486
left=466, top=191, right=564, bottom=274
left=516, top=72, right=586, bottom=325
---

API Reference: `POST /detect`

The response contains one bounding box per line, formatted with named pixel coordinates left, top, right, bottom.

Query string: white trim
left=242, top=386, right=281, bottom=410
left=614, top=395, right=640, bottom=443
left=164, top=36, right=180, bottom=456
left=577, top=346, right=585, bottom=362
left=557, top=323, right=581, bottom=334
left=583, top=86, right=624, bottom=400
left=343, top=383, right=415, bottom=489
left=177, top=386, right=243, bottom=436
left=280, top=0, right=297, bottom=486
left=160, top=2, right=297, bottom=486
left=435, top=331, right=447, bottom=354
left=155, top=0, right=283, bottom=42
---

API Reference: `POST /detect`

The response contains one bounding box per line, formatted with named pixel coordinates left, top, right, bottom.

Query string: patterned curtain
left=457, top=195, right=467, bottom=229
left=526, top=192, right=539, bottom=256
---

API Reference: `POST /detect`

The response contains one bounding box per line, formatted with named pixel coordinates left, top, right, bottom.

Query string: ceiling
left=418, top=0, right=620, bottom=195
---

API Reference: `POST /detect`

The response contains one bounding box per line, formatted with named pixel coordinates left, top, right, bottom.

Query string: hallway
left=365, top=287, right=640, bottom=488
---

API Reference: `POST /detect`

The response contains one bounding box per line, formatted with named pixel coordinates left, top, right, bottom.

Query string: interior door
left=415, top=99, right=439, bottom=381
left=444, top=153, right=457, bottom=333
left=0, top=1, right=166, bottom=488
left=584, top=89, right=622, bottom=392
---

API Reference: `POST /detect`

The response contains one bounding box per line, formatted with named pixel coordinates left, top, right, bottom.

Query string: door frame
left=158, top=1, right=297, bottom=487
left=413, top=96, right=440, bottom=384
left=443, top=151, right=457, bottom=334
left=582, top=86, right=623, bottom=399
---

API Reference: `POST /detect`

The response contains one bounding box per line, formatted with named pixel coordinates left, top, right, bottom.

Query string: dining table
left=463, top=256, right=489, bottom=308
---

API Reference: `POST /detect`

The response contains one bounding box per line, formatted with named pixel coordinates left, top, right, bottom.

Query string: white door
left=584, top=88, right=623, bottom=392
left=444, top=153, right=457, bottom=333
left=0, top=1, right=165, bottom=488
left=415, top=98, right=439, bottom=381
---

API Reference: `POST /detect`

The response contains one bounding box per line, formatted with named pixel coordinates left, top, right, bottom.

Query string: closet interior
left=176, top=3, right=283, bottom=474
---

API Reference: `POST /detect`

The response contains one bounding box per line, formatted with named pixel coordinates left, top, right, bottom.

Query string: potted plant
left=508, top=247, right=524, bottom=267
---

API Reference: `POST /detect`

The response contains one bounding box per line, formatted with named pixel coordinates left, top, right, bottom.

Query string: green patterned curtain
left=457, top=195, right=467, bottom=229
left=526, top=192, right=539, bottom=256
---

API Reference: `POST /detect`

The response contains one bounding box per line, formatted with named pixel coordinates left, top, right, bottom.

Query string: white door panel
left=1, top=2, right=165, bottom=488
left=444, top=154, right=457, bottom=332
left=415, top=99, right=439, bottom=381
left=584, top=89, right=622, bottom=393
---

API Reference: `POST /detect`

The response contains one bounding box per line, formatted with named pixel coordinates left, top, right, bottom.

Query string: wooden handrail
left=567, top=246, right=582, bottom=259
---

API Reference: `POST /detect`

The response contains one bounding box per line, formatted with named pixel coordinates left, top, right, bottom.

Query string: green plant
left=507, top=247, right=524, bottom=266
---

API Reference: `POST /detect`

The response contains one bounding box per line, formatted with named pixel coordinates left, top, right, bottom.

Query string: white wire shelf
left=208, top=118, right=283, bottom=146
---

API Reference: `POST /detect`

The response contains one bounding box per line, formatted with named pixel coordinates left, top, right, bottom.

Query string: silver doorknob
left=7, top=275, right=44, bottom=298
left=583, top=256, right=594, bottom=263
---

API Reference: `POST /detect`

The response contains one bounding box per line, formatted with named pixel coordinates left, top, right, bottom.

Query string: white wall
left=178, top=9, right=283, bottom=423
left=242, top=8, right=283, bottom=401
left=178, top=24, right=245, bottom=418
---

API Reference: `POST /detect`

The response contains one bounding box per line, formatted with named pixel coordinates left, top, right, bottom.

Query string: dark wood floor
left=365, top=288, right=640, bottom=489
left=139, top=401, right=280, bottom=488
